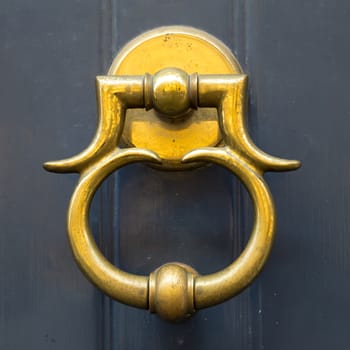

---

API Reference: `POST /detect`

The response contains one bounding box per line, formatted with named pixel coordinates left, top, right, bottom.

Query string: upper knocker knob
left=149, top=67, right=197, bottom=119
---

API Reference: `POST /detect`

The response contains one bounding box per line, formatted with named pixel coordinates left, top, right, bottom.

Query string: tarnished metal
left=44, top=26, right=300, bottom=322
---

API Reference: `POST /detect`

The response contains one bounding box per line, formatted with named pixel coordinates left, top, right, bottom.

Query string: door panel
left=0, top=0, right=102, bottom=348
left=246, top=2, right=350, bottom=348
left=1, top=0, right=350, bottom=349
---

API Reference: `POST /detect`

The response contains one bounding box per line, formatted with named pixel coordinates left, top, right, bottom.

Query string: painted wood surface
left=1, top=0, right=350, bottom=349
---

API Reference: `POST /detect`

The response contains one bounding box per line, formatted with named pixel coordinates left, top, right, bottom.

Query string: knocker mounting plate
left=110, top=26, right=242, bottom=169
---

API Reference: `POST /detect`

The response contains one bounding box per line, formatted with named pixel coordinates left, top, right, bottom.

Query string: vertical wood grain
left=244, top=1, right=350, bottom=349
left=0, top=0, right=102, bottom=348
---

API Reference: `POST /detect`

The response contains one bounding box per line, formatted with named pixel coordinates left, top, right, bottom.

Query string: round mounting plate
left=108, top=26, right=242, bottom=169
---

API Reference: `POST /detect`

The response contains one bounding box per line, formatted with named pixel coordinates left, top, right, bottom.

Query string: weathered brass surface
left=44, top=26, right=300, bottom=322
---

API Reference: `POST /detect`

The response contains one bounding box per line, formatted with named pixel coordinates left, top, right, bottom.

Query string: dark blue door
left=1, top=1, right=350, bottom=349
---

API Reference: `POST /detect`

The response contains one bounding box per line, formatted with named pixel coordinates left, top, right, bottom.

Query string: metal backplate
left=109, top=26, right=242, bottom=169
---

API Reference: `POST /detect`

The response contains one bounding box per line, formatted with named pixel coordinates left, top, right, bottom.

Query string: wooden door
left=1, top=0, right=350, bottom=349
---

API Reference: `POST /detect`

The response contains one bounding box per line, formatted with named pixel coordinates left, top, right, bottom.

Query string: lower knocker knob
left=149, top=263, right=198, bottom=321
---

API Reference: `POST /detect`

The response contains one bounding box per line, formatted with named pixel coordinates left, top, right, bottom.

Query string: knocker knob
left=149, top=263, right=198, bottom=321
left=146, top=67, right=198, bottom=119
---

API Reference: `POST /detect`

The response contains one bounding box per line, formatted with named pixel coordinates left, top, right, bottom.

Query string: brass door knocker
left=44, top=26, right=300, bottom=321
